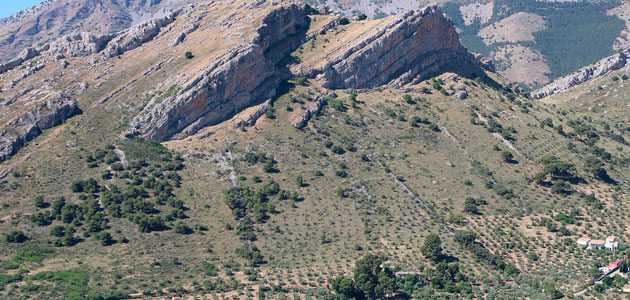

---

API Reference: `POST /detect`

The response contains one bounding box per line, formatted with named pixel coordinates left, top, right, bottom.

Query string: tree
left=421, top=233, right=443, bottom=263
left=464, top=201, right=480, bottom=215
left=185, top=51, right=194, bottom=59
left=543, top=282, right=563, bottom=299
left=262, top=159, right=277, bottom=173
left=613, top=274, right=628, bottom=287
left=174, top=222, right=193, bottom=234
left=5, top=231, right=27, bottom=243
left=356, top=13, right=367, bottom=21
left=454, top=231, right=477, bottom=246
left=585, top=156, right=609, bottom=180
left=330, top=276, right=358, bottom=298
left=501, top=150, right=514, bottom=163
left=50, top=225, right=66, bottom=237
left=33, top=195, right=47, bottom=208
left=533, top=172, right=547, bottom=184
left=551, top=180, right=573, bottom=194
left=96, top=231, right=114, bottom=246
left=353, top=254, right=387, bottom=300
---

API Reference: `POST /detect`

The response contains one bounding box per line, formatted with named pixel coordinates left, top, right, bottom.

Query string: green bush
left=5, top=230, right=28, bottom=243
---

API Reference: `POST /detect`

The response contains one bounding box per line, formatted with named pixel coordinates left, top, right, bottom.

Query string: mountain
left=3, top=0, right=630, bottom=91
left=0, top=0, right=194, bottom=62
left=1, top=0, right=630, bottom=299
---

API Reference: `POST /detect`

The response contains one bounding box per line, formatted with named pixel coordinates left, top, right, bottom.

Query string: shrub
left=185, top=51, right=194, bottom=59
left=6, top=231, right=28, bottom=243
left=33, top=196, right=47, bottom=208
left=294, top=76, right=307, bottom=86
left=95, top=231, right=114, bottom=246
left=202, top=262, right=218, bottom=276
left=174, top=222, right=193, bottom=234
left=50, top=226, right=66, bottom=237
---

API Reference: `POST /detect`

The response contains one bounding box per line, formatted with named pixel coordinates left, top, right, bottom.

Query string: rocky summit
left=2, top=0, right=630, bottom=299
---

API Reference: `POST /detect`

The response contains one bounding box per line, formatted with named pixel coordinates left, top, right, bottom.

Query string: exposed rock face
left=10, top=63, right=45, bottom=87
left=47, top=32, right=115, bottom=58
left=0, top=94, right=79, bottom=161
left=130, top=4, right=310, bottom=141
left=103, top=11, right=181, bottom=58
left=0, top=47, right=40, bottom=75
left=294, top=93, right=329, bottom=129
left=130, top=4, right=487, bottom=141
left=314, top=6, right=482, bottom=89
left=0, top=0, right=197, bottom=62
left=536, top=48, right=630, bottom=97
left=170, top=23, right=199, bottom=47
left=233, top=99, right=272, bottom=129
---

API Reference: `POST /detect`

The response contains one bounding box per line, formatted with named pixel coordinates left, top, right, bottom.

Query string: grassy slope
left=1, top=8, right=630, bottom=300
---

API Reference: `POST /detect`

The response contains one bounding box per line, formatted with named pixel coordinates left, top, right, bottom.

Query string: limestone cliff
left=314, top=7, right=481, bottom=89
left=130, top=4, right=487, bottom=141
left=0, top=94, right=79, bottom=162
left=129, top=4, right=310, bottom=141
left=535, top=47, right=630, bottom=98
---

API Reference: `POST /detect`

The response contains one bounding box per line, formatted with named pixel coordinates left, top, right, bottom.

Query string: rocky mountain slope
left=0, top=0, right=194, bottom=62
left=535, top=47, right=629, bottom=97
left=1, top=0, right=630, bottom=299
left=3, top=0, right=630, bottom=92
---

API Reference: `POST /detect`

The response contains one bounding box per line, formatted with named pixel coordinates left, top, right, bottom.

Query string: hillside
left=441, top=0, right=628, bottom=89
left=0, top=0, right=194, bottom=62
left=3, top=0, right=630, bottom=92
left=1, top=0, right=630, bottom=299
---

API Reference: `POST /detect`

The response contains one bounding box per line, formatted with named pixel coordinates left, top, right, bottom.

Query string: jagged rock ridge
left=0, top=9, right=181, bottom=76
left=129, top=3, right=310, bottom=141
left=0, top=0, right=195, bottom=62
left=314, top=7, right=481, bottom=89
left=535, top=47, right=630, bottom=98
left=0, top=94, right=79, bottom=162
left=130, top=4, right=487, bottom=141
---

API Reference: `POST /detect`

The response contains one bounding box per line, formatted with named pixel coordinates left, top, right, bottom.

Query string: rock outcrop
left=294, top=94, right=328, bottom=129
left=0, top=94, right=79, bottom=161
left=233, top=99, right=272, bottom=129
left=313, top=6, right=482, bottom=89
left=535, top=48, right=630, bottom=97
left=9, top=63, right=44, bottom=87
left=47, top=32, right=115, bottom=58
left=103, top=10, right=181, bottom=58
left=129, top=4, right=488, bottom=141
left=130, top=4, right=309, bottom=141
left=0, top=0, right=198, bottom=62
left=0, top=47, right=40, bottom=75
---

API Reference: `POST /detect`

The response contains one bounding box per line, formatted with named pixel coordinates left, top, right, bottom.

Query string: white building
left=605, top=236, right=619, bottom=250
left=577, top=237, right=590, bottom=246
left=588, top=240, right=606, bottom=249
left=579, top=236, right=620, bottom=250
